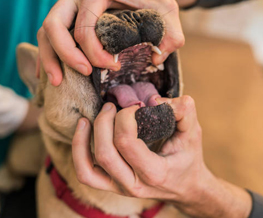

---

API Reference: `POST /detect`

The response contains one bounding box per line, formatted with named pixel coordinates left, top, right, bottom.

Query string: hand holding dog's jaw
left=37, top=0, right=184, bottom=86
left=73, top=96, right=205, bottom=200
left=72, top=97, right=252, bottom=218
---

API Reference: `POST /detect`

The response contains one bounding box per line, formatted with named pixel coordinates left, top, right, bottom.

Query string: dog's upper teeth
left=101, top=69, right=109, bottom=83
left=146, top=66, right=158, bottom=73
left=152, top=46, right=162, bottom=55
left=114, top=54, right=119, bottom=63
left=156, top=63, right=164, bottom=70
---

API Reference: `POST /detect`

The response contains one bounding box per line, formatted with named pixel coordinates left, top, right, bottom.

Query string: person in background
left=0, top=0, right=57, bottom=167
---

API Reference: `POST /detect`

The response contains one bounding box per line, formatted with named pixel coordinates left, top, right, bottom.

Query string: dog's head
left=17, top=9, right=183, bottom=151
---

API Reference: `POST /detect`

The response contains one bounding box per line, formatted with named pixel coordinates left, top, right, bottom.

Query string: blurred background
left=179, top=0, right=263, bottom=196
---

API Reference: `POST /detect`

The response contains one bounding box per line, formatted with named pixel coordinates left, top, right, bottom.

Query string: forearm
left=177, top=0, right=249, bottom=9
left=176, top=169, right=252, bottom=218
left=176, top=0, right=196, bottom=8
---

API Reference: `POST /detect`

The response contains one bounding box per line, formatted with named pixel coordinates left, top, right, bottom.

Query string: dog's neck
left=38, top=113, right=72, bottom=145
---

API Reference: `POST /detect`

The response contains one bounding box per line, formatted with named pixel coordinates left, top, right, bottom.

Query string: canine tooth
left=152, top=46, right=162, bottom=55
left=114, top=54, right=119, bottom=63
left=156, top=63, right=164, bottom=71
left=131, top=74, right=136, bottom=83
left=101, top=69, right=109, bottom=83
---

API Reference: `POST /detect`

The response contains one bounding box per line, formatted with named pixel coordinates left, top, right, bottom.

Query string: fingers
left=113, top=106, right=167, bottom=184
left=115, top=0, right=185, bottom=66
left=40, top=0, right=92, bottom=86
left=37, top=27, right=62, bottom=86
left=74, top=0, right=121, bottom=71
left=72, top=117, right=118, bottom=192
left=156, top=96, right=199, bottom=133
left=152, top=1, right=185, bottom=65
left=94, top=103, right=135, bottom=189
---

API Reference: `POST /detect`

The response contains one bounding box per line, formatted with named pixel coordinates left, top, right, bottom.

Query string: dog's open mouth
left=89, top=9, right=181, bottom=150
left=91, top=42, right=179, bottom=150
left=100, top=43, right=164, bottom=109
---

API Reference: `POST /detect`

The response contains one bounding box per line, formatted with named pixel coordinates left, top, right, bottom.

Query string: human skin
left=72, top=96, right=252, bottom=218
left=37, top=0, right=187, bottom=86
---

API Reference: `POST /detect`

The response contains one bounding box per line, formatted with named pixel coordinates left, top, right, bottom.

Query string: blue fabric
left=0, top=0, right=57, bottom=166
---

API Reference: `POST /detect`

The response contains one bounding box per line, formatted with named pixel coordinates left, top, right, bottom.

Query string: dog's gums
left=91, top=9, right=181, bottom=149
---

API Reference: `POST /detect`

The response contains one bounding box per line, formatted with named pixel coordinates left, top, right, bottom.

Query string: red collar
left=45, top=157, right=164, bottom=218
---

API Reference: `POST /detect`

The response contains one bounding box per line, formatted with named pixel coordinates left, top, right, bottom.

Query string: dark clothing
left=248, top=191, right=263, bottom=218
left=185, top=0, right=248, bottom=9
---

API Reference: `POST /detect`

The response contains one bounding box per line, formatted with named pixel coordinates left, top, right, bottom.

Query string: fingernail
left=76, top=64, right=88, bottom=75
left=78, top=119, right=86, bottom=130
left=47, top=73, right=53, bottom=84
left=102, top=103, right=112, bottom=111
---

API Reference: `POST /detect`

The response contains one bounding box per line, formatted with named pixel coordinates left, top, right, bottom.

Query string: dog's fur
left=16, top=9, right=186, bottom=218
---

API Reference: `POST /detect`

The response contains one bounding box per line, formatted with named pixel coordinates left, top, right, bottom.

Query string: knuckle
left=37, top=27, right=45, bottom=41
left=169, top=33, right=185, bottom=50
left=182, top=95, right=196, bottom=110
left=42, top=17, right=54, bottom=35
left=164, top=0, right=179, bottom=12
left=126, top=185, right=144, bottom=198
left=74, top=29, right=86, bottom=44
left=96, top=153, right=111, bottom=167
left=114, top=135, right=130, bottom=150
left=77, top=172, right=89, bottom=185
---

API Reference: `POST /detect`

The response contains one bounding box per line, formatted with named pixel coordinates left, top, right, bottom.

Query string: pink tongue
left=108, top=82, right=160, bottom=108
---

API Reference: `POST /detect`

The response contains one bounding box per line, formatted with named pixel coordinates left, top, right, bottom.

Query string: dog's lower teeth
left=101, top=69, right=109, bottom=83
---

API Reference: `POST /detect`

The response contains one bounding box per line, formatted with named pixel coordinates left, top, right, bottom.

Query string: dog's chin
left=91, top=42, right=178, bottom=151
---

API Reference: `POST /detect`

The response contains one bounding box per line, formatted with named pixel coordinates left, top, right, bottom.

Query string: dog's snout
left=117, top=11, right=142, bottom=28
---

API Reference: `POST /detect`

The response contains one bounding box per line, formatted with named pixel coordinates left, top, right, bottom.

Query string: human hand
left=72, top=96, right=205, bottom=202
left=114, top=0, right=185, bottom=66
left=37, top=0, right=131, bottom=86
left=72, top=96, right=252, bottom=218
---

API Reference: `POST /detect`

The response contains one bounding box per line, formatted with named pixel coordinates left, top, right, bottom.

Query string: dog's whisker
left=81, top=6, right=99, bottom=19
left=161, top=8, right=177, bottom=18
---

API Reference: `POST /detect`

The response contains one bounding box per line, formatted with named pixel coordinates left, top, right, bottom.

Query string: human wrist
left=175, top=167, right=252, bottom=218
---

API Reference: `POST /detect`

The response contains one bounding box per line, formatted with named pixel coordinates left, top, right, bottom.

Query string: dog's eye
left=72, top=107, right=80, bottom=113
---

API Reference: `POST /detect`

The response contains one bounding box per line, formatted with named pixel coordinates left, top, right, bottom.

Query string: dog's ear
left=16, top=43, right=39, bottom=94
left=16, top=43, right=45, bottom=107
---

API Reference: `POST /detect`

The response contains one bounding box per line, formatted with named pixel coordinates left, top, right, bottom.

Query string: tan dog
left=17, top=9, right=186, bottom=218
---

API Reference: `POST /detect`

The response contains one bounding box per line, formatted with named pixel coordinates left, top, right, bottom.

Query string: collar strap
left=45, top=156, right=164, bottom=218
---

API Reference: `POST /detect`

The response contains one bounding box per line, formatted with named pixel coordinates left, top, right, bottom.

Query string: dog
left=17, top=9, right=186, bottom=218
